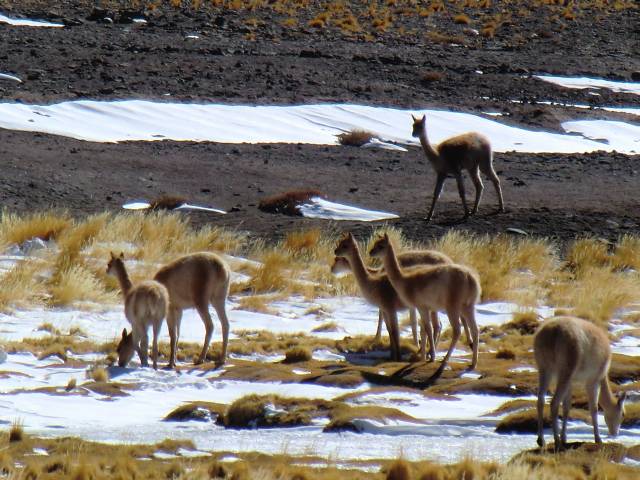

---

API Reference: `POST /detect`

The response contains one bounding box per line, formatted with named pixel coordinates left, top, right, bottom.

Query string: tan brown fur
left=106, top=252, right=169, bottom=369
left=412, top=114, right=505, bottom=222
left=369, top=233, right=481, bottom=378
left=534, top=316, right=626, bottom=449
left=331, top=246, right=454, bottom=361
left=154, top=252, right=231, bottom=367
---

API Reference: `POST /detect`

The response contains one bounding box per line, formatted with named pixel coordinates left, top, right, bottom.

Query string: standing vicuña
left=412, top=114, right=505, bottom=222
left=369, top=233, right=480, bottom=379
left=154, top=252, right=231, bottom=368
left=332, top=243, right=454, bottom=361
left=534, top=316, right=626, bottom=449
left=107, top=252, right=169, bottom=369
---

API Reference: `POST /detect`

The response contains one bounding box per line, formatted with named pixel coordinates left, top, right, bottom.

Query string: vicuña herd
left=104, top=118, right=623, bottom=448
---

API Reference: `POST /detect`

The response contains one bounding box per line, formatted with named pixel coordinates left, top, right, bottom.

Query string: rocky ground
left=0, top=0, right=639, bottom=245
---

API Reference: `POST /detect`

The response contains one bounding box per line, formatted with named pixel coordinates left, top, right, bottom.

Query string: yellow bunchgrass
left=550, top=266, right=639, bottom=323
left=0, top=260, right=47, bottom=312
left=0, top=209, right=71, bottom=249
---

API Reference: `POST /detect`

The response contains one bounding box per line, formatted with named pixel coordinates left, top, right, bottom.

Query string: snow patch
left=0, top=12, right=64, bottom=27
left=298, top=197, right=399, bottom=222
left=535, top=75, right=640, bottom=96
left=0, top=100, right=633, bottom=153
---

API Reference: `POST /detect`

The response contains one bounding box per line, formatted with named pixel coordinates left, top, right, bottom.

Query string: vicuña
left=412, top=114, right=504, bottom=222
left=369, top=233, right=480, bottom=379
left=154, top=252, right=231, bottom=368
left=332, top=241, right=454, bottom=361
left=107, top=252, right=169, bottom=369
left=534, top=316, right=626, bottom=449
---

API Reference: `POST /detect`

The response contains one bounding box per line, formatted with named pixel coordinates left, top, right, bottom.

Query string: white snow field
left=1, top=273, right=638, bottom=465
left=0, top=12, right=63, bottom=28
left=535, top=75, right=640, bottom=97
left=0, top=100, right=637, bottom=153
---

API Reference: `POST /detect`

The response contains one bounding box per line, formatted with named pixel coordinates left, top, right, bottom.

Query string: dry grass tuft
left=386, top=460, right=412, bottom=480
left=612, top=234, right=640, bottom=270
left=225, top=394, right=319, bottom=429
left=66, top=378, right=77, bottom=392
left=0, top=210, right=71, bottom=247
left=258, top=189, right=325, bottom=216
left=244, top=249, right=293, bottom=294
left=496, top=347, right=516, bottom=360
left=9, top=419, right=24, bottom=442
left=283, top=346, right=312, bottom=363
left=88, top=366, right=109, bottom=383
left=551, top=267, right=638, bottom=323
left=283, top=229, right=322, bottom=254
left=0, top=260, right=47, bottom=312
left=337, top=129, right=375, bottom=147
left=149, top=194, right=187, bottom=211
left=453, top=13, right=471, bottom=24
left=420, top=70, right=445, bottom=84
left=496, top=406, right=590, bottom=434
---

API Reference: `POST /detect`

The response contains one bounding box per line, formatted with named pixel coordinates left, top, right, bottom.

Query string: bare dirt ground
left=0, top=1, right=639, bottom=245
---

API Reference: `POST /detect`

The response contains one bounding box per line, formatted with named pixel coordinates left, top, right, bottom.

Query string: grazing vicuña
left=534, top=316, right=626, bottom=449
left=107, top=252, right=169, bottom=369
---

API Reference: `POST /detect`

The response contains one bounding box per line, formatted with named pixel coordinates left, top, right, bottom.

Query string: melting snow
left=298, top=197, right=399, bottom=222
left=0, top=100, right=634, bottom=153
left=535, top=75, right=640, bottom=96
left=0, top=12, right=63, bottom=27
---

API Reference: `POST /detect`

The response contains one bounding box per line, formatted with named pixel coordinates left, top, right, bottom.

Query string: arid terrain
left=0, top=0, right=639, bottom=244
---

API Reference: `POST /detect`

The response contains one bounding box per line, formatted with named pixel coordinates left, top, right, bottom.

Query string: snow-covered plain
left=1, top=284, right=638, bottom=465
left=0, top=100, right=637, bottom=153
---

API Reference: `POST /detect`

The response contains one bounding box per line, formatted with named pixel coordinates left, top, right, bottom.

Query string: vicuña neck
left=345, top=243, right=370, bottom=288
left=599, top=377, right=618, bottom=413
left=381, top=242, right=403, bottom=287
left=114, top=262, right=133, bottom=296
left=418, top=128, right=440, bottom=163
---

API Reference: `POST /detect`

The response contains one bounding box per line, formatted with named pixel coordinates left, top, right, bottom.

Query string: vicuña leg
left=151, top=322, right=160, bottom=370
left=586, top=380, right=602, bottom=444
left=195, top=299, right=214, bottom=365
left=482, top=165, right=505, bottom=212
left=409, top=308, right=418, bottom=346
left=426, top=173, right=446, bottom=222
left=382, top=309, right=401, bottom=361
left=454, top=172, right=470, bottom=217
left=167, top=307, right=182, bottom=369
left=138, top=327, right=149, bottom=368
left=375, top=311, right=384, bottom=341
left=462, top=304, right=479, bottom=371
left=431, top=309, right=462, bottom=380
left=561, top=385, right=572, bottom=445
left=213, top=298, right=230, bottom=364
left=417, top=306, right=435, bottom=362
left=551, top=370, right=573, bottom=449
left=537, top=370, right=550, bottom=448
left=470, top=166, right=484, bottom=214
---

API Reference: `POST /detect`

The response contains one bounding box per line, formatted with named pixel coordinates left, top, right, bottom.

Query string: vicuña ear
left=119, top=252, right=124, bottom=259
left=121, top=328, right=128, bottom=339
left=421, top=115, right=426, bottom=123
left=348, top=232, right=355, bottom=240
left=384, top=233, right=390, bottom=240
left=110, top=251, right=116, bottom=259
left=411, top=114, right=417, bottom=121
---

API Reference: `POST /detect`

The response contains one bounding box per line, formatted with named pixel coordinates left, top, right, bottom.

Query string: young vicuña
left=369, top=233, right=480, bottom=379
left=331, top=243, right=454, bottom=361
left=106, top=252, right=169, bottom=369
left=534, top=316, right=626, bottom=449
left=411, top=114, right=505, bottom=222
left=153, top=252, right=231, bottom=368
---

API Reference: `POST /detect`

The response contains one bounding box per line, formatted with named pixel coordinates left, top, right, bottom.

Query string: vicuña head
left=334, top=232, right=357, bottom=258
left=117, top=328, right=135, bottom=368
left=411, top=114, right=426, bottom=138
left=369, top=233, right=391, bottom=259
left=106, top=251, right=125, bottom=276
